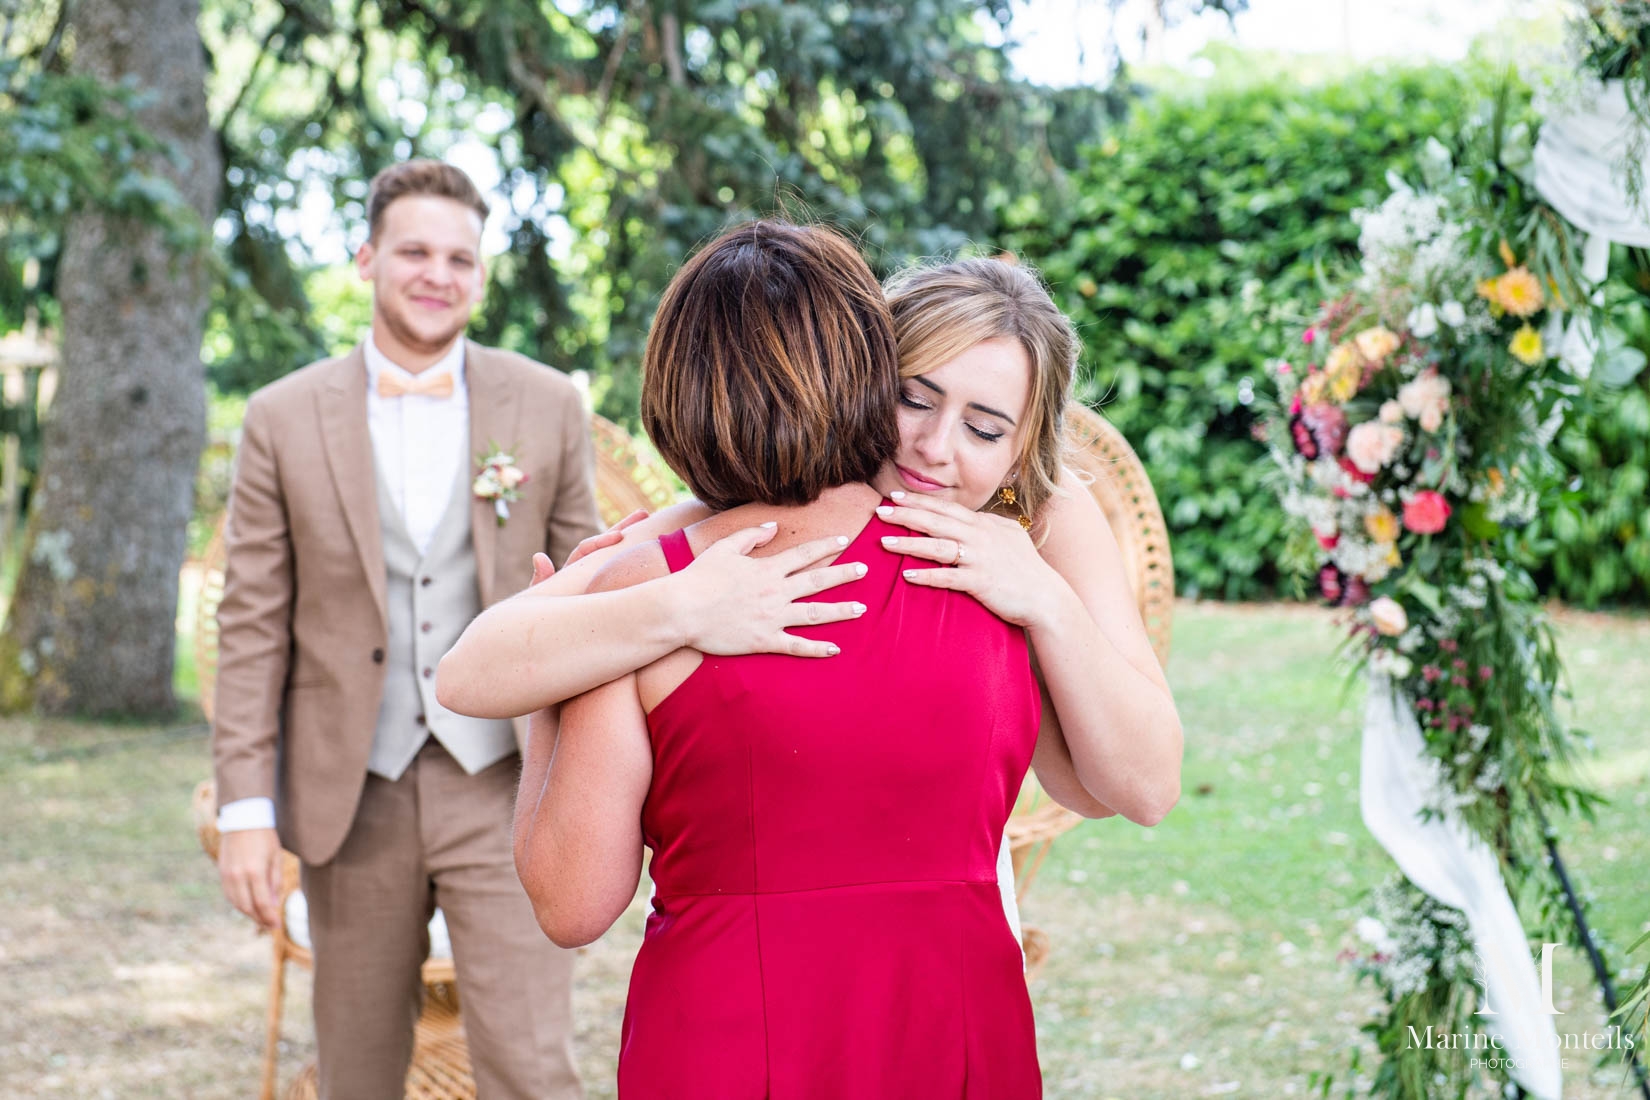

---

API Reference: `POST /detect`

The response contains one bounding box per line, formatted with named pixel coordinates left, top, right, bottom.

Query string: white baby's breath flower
left=1406, top=303, right=1439, bottom=339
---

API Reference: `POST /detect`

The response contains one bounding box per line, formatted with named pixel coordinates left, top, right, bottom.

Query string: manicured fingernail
left=760, top=521, right=777, bottom=528
left=889, top=491, right=906, bottom=500
left=876, top=506, right=893, bottom=517
left=826, top=643, right=841, bottom=656
left=902, top=569, right=915, bottom=580
left=854, top=563, right=868, bottom=576
left=851, top=602, right=866, bottom=615
left=836, top=535, right=849, bottom=547
left=880, top=535, right=895, bottom=545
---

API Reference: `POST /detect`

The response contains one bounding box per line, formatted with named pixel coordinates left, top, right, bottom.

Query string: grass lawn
left=1, top=599, right=1646, bottom=1098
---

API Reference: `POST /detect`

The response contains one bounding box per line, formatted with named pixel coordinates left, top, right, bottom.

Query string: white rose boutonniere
left=474, top=444, right=528, bottom=526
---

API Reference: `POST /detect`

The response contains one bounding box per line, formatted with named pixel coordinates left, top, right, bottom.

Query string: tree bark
left=0, top=0, right=218, bottom=717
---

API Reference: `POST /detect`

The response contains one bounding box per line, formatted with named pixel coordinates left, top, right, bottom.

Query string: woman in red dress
left=518, top=222, right=1051, bottom=1096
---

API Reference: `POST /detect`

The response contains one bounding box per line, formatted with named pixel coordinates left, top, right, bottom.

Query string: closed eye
left=968, top=425, right=1004, bottom=443
left=898, top=392, right=932, bottom=412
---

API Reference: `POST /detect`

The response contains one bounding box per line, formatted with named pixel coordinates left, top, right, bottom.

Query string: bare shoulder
left=1037, top=467, right=1116, bottom=560
left=586, top=539, right=671, bottom=595
left=617, top=500, right=714, bottom=543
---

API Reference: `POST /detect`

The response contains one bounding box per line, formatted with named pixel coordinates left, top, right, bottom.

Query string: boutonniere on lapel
left=473, top=443, right=528, bottom=526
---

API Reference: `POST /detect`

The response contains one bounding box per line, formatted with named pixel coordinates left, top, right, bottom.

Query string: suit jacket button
left=416, top=714, right=427, bottom=726
left=422, top=667, right=433, bottom=679
left=419, top=577, right=433, bottom=587
left=372, top=648, right=385, bottom=664
left=420, top=622, right=432, bottom=633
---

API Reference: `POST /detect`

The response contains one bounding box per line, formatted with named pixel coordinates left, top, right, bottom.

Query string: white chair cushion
left=283, top=891, right=452, bottom=959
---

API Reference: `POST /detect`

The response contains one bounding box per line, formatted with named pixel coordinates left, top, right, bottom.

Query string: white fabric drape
left=1360, top=673, right=1562, bottom=1100
left=1534, top=81, right=1650, bottom=248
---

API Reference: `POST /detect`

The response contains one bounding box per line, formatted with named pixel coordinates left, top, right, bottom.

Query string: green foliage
left=1525, top=287, right=1650, bottom=606
left=197, top=0, right=1111, bottom=409
left=0, top=57, right=204, bottom=331
left=1009, top=64, right=1498, bottom=598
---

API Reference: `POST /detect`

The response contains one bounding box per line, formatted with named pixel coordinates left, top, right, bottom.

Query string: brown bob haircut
left=365, top=159, right=490, bottom=240
left=641, top=221, right=899, bottom=511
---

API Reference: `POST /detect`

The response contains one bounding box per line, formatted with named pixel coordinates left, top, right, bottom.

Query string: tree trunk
left=0, top=0, right=218, bottom=717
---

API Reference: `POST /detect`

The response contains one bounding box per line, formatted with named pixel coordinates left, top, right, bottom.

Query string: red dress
left=617, top=509, right=1043, bottom=1098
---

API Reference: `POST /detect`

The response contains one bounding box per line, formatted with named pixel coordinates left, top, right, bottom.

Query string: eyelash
left=898, top=392, right=1003, bottom=443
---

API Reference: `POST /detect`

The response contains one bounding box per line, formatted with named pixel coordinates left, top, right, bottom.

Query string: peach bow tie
left=376, top=371, right=455, bottom=399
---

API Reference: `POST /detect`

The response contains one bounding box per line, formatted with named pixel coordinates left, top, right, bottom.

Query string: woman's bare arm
left=437, top=501, right=866, bottom=719
left=512, top=545, right=670, bottom=948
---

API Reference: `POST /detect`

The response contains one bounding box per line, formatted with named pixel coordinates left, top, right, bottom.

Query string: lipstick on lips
left=894, top=464, right=947, bottom=492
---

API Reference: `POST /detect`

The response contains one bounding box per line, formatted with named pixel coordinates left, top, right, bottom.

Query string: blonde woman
left=439, top=257, right=1181, bottom=829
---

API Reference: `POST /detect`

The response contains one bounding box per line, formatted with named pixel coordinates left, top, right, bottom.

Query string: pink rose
left=1301, top=403, right=1348, bottom=456
left=1345, top=421, right=1404, bottom=475
left=1403, top=490, right=1451, bottom=535
left=1368, top=596, right=1408, bottom=636
left=1398, top=371, right=1451, bottom=433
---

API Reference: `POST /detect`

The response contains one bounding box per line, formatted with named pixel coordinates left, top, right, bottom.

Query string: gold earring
left=997, top=485, right=1032, bottom=531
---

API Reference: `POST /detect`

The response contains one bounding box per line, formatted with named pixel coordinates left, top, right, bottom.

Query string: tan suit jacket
left=211, top=340, right=600, bottom=865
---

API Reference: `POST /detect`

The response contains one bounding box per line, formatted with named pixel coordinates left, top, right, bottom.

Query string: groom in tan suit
left=211, top=160, right=596, bottom=1098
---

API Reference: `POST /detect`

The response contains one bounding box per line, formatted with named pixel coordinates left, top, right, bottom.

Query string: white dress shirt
left=217, top=332, right=470, bottom=833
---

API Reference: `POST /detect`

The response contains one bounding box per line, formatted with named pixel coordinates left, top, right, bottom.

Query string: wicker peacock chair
left=192, top=412, right=680, bottom=1100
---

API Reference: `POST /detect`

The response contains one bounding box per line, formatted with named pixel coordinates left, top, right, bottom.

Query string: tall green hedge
left=1534, top=293, right=1650, bottom=606
left=1010, top=65, right=1495, bottom=598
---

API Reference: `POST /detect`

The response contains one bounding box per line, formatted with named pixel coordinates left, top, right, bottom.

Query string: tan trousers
left=302, top=740, right=582, bottom=1100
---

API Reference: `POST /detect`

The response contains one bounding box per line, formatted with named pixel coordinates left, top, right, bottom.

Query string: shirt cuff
left=217, top=797, right=276, bottom=833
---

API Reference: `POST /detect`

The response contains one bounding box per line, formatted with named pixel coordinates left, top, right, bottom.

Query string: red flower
left=1338, top=456, right=1376, bottom=485
left=1290, top=414, right=1319, bottom=459
left=1318, top=564, right=1345, bottom=605
left=1403, top=490, right=1451, bottom=534
left=1343, top=576, right=1371, bottom=606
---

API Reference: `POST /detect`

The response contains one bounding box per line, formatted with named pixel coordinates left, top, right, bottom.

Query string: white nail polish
left=889, top=491, right=905, bottom=500
left=855, top=563, right=868, bottom=576
left=875, top=506, right=892, bottom=517
left=760, top=521, right=777, bottom=528
left=836, top=535, right=849, bottom=547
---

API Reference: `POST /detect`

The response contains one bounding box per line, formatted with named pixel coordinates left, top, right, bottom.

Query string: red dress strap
left=659, top=528, right=695, bottom=573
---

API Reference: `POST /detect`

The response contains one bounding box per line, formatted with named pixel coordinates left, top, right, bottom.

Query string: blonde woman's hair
left=883, top=256, right=1079, bottom=530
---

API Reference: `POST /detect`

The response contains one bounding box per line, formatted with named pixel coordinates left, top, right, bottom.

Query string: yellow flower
left=1485, top=467, right=1505, bottom=497
left=1385, top=543, right=1402, bottom=567
left=1299, top=371, right=1328, bottom=405
left=1364, top=507, right=1401, bottom=543
left=1100, top=136, right=1121, bottom=157
left=1325, top=341, right=1363, bottom=402
left=1353, top=325, right=1401, bottom=364
left=1498, top=239, right=1517, bottom=268
left=1495, top=267, right=1545, bottom=317
left=1476, top=277, right=1505, bottom=318
left=1329, top=369, right=1361, bottom=404
left=1509, top=324, right=1544, bottom=366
